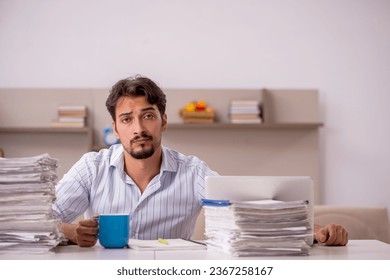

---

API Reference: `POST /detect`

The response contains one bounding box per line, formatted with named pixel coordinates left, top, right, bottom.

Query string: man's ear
left=161, top=113, right=168, bottom=131
left=112, top=121, right=119, bottom=138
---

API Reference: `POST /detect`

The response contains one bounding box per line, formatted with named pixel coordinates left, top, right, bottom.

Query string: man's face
left=113, top=96, right=167, bottom=160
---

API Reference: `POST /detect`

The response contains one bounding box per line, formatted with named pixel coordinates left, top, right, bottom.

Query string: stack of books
left=229, top=100, right=262, bottom=124
left=202, top=199, right=312, bottom=256
left=51, top=105, right=88, bottom=128
left=0, top=154, right=62, bottom=254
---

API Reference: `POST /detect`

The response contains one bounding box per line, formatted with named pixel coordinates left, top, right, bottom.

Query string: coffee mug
left=96, top=214, right=130, bottom=248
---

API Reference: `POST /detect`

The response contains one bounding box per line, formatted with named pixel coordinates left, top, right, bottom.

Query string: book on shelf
left=229, top=108, right=261, bottom=114
left=58, top=105, right=87, bottom=110
left=229, top=100, right=260, bottom=106
left=58, top=105, right=88, bottom=118
left=58, top=112, right=87, bottom=118
left=57, top=117, right=85, bottom=123
left=230, top=118, right=262, bottom=124
left=229, top=99, right=262, bottom=124
left=50, top=121, right=85, bottom=128
left=58, top=105, right=87, bottom=111
left=229, top=114, right=262, bottom=119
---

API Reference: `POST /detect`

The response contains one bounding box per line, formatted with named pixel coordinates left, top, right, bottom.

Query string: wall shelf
left=0, top=127, right=91, bottom=133
left=0, top=127, right=93, bottom=151
left=168, top=123, right=323, bottom=129
left=0, top=126, right=94, bottom=178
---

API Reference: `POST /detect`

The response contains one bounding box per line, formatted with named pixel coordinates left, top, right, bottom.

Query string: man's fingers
left=315, top=224, right=349, bottom=246
left=74, top=218, right=99, bottom=247
left=325, top=224, right=347, bottom=245
left=316, top=227, right=329, bottom=243
left=338, top=224, right=348, bottom=245
left=78, top=238, right=98, bottom=247
left=76, top=225, right=98, bottom=236
left=335, top=225, right=345, bottom=245
left=75, top=222, right=98, bottom=247
left=79, top=218, right=98, bottom=227
left=77, top=219, right=98, bottom=235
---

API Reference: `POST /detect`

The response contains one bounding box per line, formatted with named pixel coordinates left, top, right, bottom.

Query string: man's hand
left=75, top=218, right=99, bottom=247
left=60, top=217, right=98, bottom=247
left=314, top=224, right=348, bottom=246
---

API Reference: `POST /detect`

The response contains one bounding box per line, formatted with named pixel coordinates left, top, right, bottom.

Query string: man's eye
left=143, top=113, right=155, bottom=120
left=122, top=118, right=130, bottom=123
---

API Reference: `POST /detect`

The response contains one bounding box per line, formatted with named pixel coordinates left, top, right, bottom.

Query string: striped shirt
left=52, top=144, right=218, bottom=240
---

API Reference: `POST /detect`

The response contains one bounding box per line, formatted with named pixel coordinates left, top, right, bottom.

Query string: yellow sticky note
left=158, top=237, right=169, bottom=245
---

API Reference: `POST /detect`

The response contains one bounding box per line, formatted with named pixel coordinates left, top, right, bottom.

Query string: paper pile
left=0, top=154, right=62, bottom=254
left=202, top=199, right=313, bottom=256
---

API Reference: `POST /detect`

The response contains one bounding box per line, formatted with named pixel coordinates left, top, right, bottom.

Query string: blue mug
left=96, top=214, right=130, bottom=248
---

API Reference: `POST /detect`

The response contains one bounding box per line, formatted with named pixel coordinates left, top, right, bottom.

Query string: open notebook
left=128, top=239, right=206, bottom=251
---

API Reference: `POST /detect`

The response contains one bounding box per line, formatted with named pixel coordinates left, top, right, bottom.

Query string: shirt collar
left=160, top=146, right=178, bottom=173
left=109, top=144, right=124, bottom=172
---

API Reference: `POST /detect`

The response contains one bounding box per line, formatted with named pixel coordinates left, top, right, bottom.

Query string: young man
left=53, top=76, right=348, bottom=247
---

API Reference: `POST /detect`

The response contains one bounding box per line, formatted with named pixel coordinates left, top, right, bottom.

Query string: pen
left=158, top=237, right=169, bottom=245
left=181, top=238, right=206, bottom=246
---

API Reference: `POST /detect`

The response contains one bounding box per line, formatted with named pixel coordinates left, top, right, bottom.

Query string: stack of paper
left=0, top=154, right=62, bottom=254
left=202, top=199, right=312, bottom=256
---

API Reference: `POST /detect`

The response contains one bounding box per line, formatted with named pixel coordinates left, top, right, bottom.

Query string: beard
left=129, top=145, right=155, bottom=159
left=126, top=133, right=159, bottom=159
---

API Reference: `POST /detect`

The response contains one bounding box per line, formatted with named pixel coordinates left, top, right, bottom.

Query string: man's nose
left=132, top=118, right=145, bottom=134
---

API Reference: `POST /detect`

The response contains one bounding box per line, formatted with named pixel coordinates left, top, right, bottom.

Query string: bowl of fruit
left=179, top=100, right=216, bottom=123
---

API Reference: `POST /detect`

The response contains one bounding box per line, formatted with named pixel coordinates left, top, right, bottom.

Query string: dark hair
left=106, top=75, right=167, bottom=121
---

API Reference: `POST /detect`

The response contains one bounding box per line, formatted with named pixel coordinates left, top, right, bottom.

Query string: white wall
left=1, top=1, right=389, bottom=212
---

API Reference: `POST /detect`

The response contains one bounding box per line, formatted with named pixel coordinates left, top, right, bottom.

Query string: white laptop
left=205, top=176, right=313, bottom=203
left=205, top=176, right=314, bottom=244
